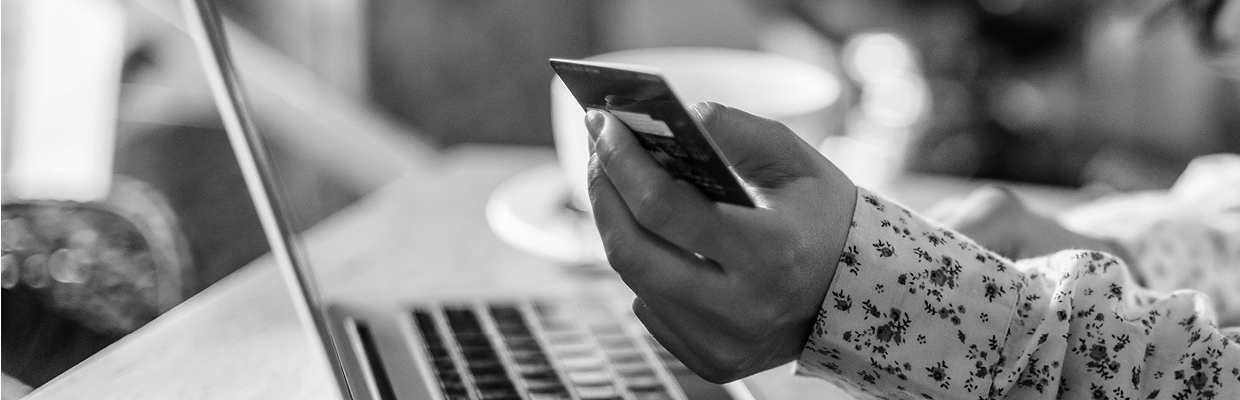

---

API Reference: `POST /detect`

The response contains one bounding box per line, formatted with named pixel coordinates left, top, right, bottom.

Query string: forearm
left=796, top=188, right=1240, bottom=399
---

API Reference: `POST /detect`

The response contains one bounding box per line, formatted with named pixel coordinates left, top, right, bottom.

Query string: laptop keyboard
left=412, top=301, right=692, bottom=400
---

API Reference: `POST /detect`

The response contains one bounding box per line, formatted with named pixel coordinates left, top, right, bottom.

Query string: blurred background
left=216, top=0, right=1239, bottom=190
left=2, top=0, right=1237, bottom=393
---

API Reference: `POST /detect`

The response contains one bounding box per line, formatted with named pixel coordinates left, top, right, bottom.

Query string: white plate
left=485, top=163, right=607, bottom=266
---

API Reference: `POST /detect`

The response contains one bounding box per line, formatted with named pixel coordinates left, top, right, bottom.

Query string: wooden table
left=26, top=145, right=1089, bottom=400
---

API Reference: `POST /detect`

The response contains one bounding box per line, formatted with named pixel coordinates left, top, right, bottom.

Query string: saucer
left=486, top=163, right=607, bottom=266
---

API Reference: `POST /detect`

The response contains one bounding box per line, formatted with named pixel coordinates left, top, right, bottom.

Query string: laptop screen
left=180, top=0, right=354, bottom=397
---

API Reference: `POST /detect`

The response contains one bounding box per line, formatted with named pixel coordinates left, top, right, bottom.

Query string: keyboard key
left=596, top=334, right=635, bottom=349
left=478, top=387, right=521, bottom=400
left=468, top=363, right=505, bottom=376
left=514, top=361, right=554, bottom=374
left=504, top=337, right=540, bottom=350
left=574, top=384, right=621, bottom=400
left=441, top=379, right=467, bottom=393
left=497, top=326, right=528, bottom=334
left=521, top=369, right=559, bottom=382
left=497, top=324, right=531, bottom=336
left=426, top=342, right=450, bottom=353
left=454, top=333, right=490, bottom=346
left=607, top=350, right=647, bottom=365
left=547, top=332, right=588, bottom=345
left=515, top=366, right=554, bottom=380
left=433, top=358, right=456, bottom=371
left=534, top=302, right=578, bottom=317
left=470, top=363, right=504, bottom=376
left=489, top=305, right=524, bottom=320
left=630, top=390, right=676, bottom=400
left=438, top=369, right=461, bottom=381
left=445, top=310, right=488, bottom=336
left=618, top=368, right=657, bottom=381
left=551, top=343, right=595, bottom=358
left=539, top=319, right=578, bottom=333
left=492, top=309, right=532, bottom=334
left=567, top=369, right=612, bottom=386
left=560, top=355, right=605, bottom=371
left=623, top=374, right=663, bottom=391
left=528, top=393, right=572, bottom=400
left=615, top=361, right=657, bottom=378
left=523, top=377, right=568, bottom=393
left=422, top=334, right=444, bottom=345
left=473, top=372, right=511, bottom=385
left=511, top=349, right=550, bottom=364
left=588, top=323, right=626, bottom=336
left=459, top=345, right=496, bottom=358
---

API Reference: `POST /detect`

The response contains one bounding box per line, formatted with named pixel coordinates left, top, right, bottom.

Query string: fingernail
left=585, top=110, right=604, bottom=140
left=688, top=101, right=714, bottom=121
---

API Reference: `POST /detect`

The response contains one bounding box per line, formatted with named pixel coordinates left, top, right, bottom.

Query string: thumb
left=689, top=102, right=821, bottom=188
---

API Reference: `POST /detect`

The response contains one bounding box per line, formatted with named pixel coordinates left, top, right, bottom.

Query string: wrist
left=815, top=178, right=859, bottom=295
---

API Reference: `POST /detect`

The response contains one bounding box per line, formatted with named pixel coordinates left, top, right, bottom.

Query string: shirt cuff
left=795, top=188, right=1027, bottom=398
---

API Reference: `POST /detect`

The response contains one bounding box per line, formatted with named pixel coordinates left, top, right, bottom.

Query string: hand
left=2, top=201, right=173, bottom=336
left=586, top=102, right=857, bottom=383
left=928, top=186, right=1132, bottom=265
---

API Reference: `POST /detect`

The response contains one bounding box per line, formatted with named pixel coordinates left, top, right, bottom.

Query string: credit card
left=550, top=58, right=755, bottom=207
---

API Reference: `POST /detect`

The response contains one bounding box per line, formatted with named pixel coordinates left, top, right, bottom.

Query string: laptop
left=181, top=0, right=759, bottom=399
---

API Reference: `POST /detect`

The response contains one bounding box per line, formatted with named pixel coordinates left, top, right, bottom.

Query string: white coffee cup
left=551, top=47, right=841, bottom=211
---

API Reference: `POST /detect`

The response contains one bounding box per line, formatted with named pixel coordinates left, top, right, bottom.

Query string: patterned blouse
left=796, top=157, right=1240, bottom=399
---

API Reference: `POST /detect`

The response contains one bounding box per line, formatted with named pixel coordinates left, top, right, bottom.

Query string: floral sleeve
left=796, top=188, right=1240, bottom=399
left=1059, top=153, right=1240, bottom=326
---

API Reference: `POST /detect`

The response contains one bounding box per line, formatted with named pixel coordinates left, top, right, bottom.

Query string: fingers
left=587, top=154, right=731, bottom=305
left=688, top=102, right=820, bottom=188
left=589, top=110, right=755, bottom=262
